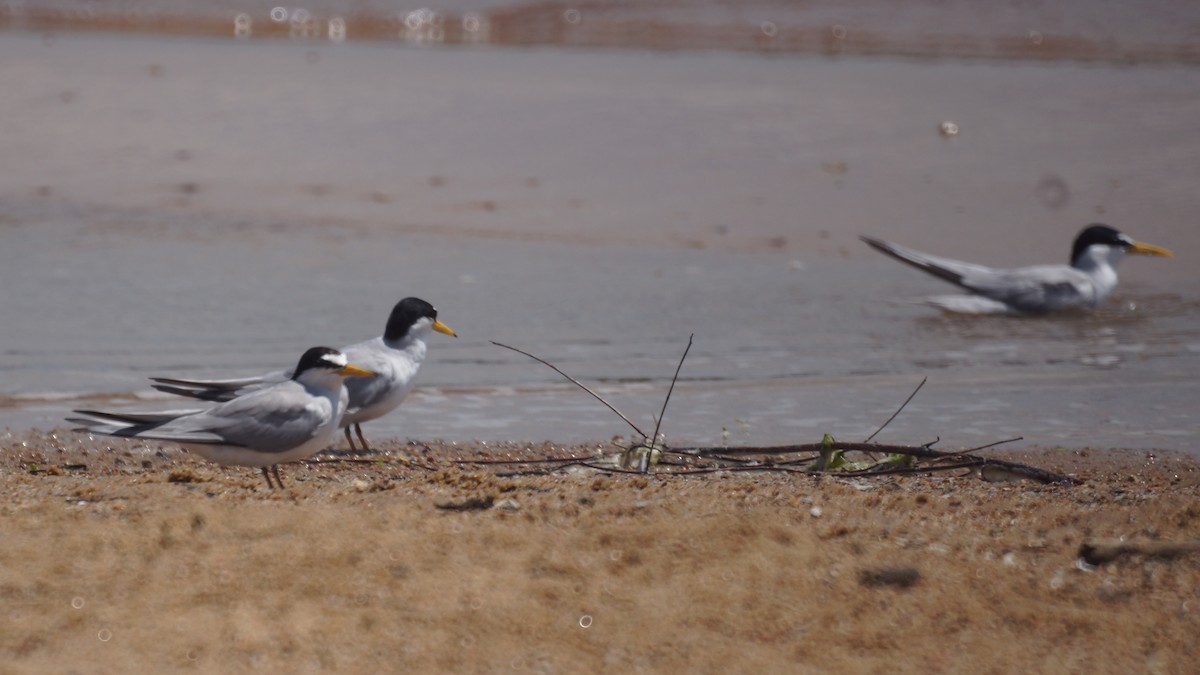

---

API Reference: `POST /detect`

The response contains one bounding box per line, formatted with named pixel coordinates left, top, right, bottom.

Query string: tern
left=70, top=347, right=374, bottom=489
left=150, top=297, right=456, bottom=451
left=860, top=224, right=1173, bottom=314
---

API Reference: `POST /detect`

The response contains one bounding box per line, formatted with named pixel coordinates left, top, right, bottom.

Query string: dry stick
left=494, top=461, right=604, bottom=478
left=617, top=454, right=1064, bottom=483
left=456, top=456, right=585, bottom=466
left=864, top=377, right=927, bottom=443
left=493, top=462, right=664, bottom=478
left=485, top=340, right=1070, bottom=484
left=661, top=462, right=810, bottom=475
left=495, top=460, right=1032, bottom=480
left=961, top=437, right=1024, bottom=454
left=491, top=340, right=647, bottom=439
left=672, top=441, right=984, bottom=458
left=309, top=456, right=440, bottom=471
left=670, top=448, right=813, bottom=465
left=471, top=437, right=1066, bottom=482
left=669, top=441, right=1076, bottom=484
left=647, top=334, right=694, bottom=446
left=920, top=437, right=1023, bottom=464
left=482, top=449, right=1070, bottom=484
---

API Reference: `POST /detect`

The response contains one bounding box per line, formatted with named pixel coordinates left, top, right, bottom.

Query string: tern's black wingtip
left=859, top=235, right=889, bottom=251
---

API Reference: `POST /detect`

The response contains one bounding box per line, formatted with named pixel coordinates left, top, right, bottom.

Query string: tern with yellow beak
left=70, top=347, right=374, bottom=488
left=150, top=297, right=456, bottom=451
left=861, top=224, right=1173, bottom=314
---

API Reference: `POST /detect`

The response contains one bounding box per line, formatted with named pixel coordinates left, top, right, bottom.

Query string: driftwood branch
left=483, top=337, right=1074, bottom=485
left=456, top=438, right=1074, bottom=484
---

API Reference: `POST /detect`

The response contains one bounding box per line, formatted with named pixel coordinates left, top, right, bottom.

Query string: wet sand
left=2, top=430, right=1199, bottom=671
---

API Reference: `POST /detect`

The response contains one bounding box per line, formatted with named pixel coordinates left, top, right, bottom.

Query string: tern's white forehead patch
left=321, top=352, right=349, bottom=368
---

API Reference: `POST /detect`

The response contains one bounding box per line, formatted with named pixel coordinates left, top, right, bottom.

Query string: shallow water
left=0, top=32, right=1197, bottom=452
left=3, top=205, right=1196, bottom=451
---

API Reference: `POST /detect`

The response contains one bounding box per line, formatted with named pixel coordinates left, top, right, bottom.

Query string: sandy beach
left=3, top=430, right=1200, bottom=672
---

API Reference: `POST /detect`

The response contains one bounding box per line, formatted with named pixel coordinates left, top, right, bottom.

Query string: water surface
left=1, top=32, right=1197, bottom=452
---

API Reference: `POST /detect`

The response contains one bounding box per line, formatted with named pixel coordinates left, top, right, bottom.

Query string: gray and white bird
left=70, top=347, right=374, bottom=488
left=860, top=224, right=1173, bottom=314
left=150, top=297, right=456, bottom=451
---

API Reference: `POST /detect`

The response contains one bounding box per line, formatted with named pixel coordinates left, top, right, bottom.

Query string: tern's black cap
left=292, top=346, right=346, bottom=379
left=384, top=297, right=439, bottom=342
left=1071, top=224, right=1130, bottom=264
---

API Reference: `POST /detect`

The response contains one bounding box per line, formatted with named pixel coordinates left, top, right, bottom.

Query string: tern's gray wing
left=340, top=337, right=418, bottom=418
left=150, top=369, right=290, bottom=403
left=174, top=383, right=332, bottom=452
left=957, top=265, right=1090, bottom=313
left=861, top=236, right=1090, bottom=313
left=343, top=340, right=393, bottom=413
left=342, top=370, right=395, bottom=418
left=860, top=236, right=998, bottom=289
left=73, top=382, right=330, bottom=453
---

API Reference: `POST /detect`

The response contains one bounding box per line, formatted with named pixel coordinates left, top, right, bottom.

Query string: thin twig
left=864, top=377, right=926, bottom=442
left=961, top=436, right=1024, bottom=454
left=491, top=340, right=647, bottom=438
left=832, top=462, right=981, bottom=479
left=455, top=456, right=585, bottom=466
left=307, top=457, right=438, bottom=471
left=579, top=462, right=656, bottom=475
left=649, top=334, right=693, bottom=446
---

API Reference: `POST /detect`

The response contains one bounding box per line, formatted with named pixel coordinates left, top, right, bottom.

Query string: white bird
left=149, top=297, right=456, bottom=452
left=860, top=224, right=1173, bottom=314
left=70, top=347, right=374, bottom=488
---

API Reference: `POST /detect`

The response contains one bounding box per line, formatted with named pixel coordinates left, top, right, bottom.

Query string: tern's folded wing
left=189, top=385, right=331, bottom=453
left=68, top=409, right=224, bottom=443
left=150, top=370, right=288, bottom=402
left=960, top=266, right=1089, bottom=313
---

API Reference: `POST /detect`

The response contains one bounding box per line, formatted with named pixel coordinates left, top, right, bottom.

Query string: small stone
left=493, top=498, right=520, bottom=512
left=859, top=566, right=920, bottom=588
